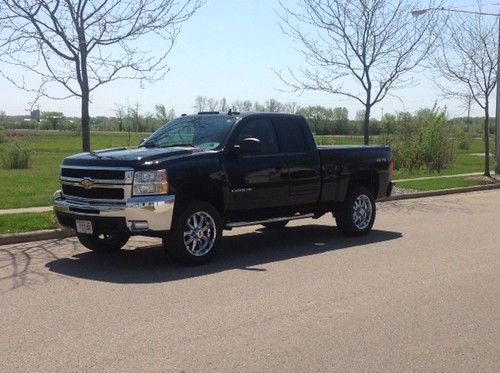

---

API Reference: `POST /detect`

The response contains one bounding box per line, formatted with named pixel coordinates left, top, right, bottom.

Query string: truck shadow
left=46, top=225, right=402, bottom=284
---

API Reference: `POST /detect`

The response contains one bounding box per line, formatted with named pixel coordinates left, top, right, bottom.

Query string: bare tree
left=114, top=105, right=126, bottom=132
left=206, top=98, right=219, bottom=111
left=154, top=104, right=169, bottom=123
left=278, top=0, right=442, bottom=144
left=219, top=97, right=228, bottom=112
left=194, top=96, right=207, bottom=112
left=283, top=101, right=300, bottom=114
left=265, top=98, right=283, bottom=112
left=0, top=0, right=204, bottom=151
left=231, top=99, right=253, bottom=111
left=434, top=8, right=497, bottom=177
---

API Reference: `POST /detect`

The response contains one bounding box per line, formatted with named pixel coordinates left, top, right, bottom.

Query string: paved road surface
left=1, top=191, right=499, bottom=372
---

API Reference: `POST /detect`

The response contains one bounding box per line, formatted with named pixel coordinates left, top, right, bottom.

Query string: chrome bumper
left=53, top=190, right=175, bottom=233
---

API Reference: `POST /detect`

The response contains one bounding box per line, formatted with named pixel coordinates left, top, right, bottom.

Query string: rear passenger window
left=274, top=118, right=306, bottom=153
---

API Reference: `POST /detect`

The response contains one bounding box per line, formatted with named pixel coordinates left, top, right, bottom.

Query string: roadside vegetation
left=0, top=117, right=496, bottom=211
left=397, top=176, right=497, bottom=192
left=0, top=131, right=145, bottom=209
left=0, top=211, right=57, bottom=234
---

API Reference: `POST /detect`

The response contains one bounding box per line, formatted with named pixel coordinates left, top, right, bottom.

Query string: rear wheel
left=261, top=220, right=289, bottom=229
left=163, top=202, right=222, bottom=265
left=335, top=187, right=376, bottom=236
left=77, top=233, right=129, bottom=253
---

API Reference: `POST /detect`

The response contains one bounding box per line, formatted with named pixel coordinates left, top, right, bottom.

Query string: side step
left=225, top=213, right=314, bottom=229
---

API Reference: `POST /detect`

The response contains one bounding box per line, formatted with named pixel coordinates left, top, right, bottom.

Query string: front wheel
left=163, top=202, right=222, bottom=265
left=335, top=187, right=376, bottom=236
left=77, top=233, right=129, bottom=253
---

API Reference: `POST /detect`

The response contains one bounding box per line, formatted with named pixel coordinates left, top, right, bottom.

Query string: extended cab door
left=224, top=116, right=289, bottom=211
left=272, top=116, right=321, bottom=206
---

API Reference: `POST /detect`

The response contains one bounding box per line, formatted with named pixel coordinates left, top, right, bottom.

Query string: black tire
left=335, top=187, right=376, bottom=236
left=261, top=220, right=289, bottom=229
left=163, top=201, right=222, bottom=265
left=77, top=233, right=129, bottom=253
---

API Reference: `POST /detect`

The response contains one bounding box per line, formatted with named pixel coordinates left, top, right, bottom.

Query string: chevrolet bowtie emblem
left=81, top=178, right=94, bottom=189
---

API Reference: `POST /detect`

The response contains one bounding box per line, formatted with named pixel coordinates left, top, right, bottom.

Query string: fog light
left=130, top=221, right=149, bottom=231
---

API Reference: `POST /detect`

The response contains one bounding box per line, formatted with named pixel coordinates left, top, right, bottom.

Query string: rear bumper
left=53, top=190, right=175, bottom=234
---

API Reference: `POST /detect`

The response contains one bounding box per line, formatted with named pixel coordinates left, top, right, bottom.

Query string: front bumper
left=53, top=190, right=175, bottom=234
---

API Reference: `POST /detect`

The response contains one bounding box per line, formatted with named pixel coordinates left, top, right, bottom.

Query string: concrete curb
left=1, top=183, right=500, bottom=246
left=380, top=182, right=500, bottom=202
left=0, top=228, right=75, bottom=246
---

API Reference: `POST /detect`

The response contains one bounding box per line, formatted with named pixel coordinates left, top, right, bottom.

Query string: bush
left=0, top=141, right=33, bottom=169
left=456, top=131, right=472, bottom=150
left=389, top=108, right=455, bottom=173
left=0, top=128, right=6, bottom=144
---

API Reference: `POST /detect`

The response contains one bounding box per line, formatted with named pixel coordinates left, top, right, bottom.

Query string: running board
left=225, top=213, right=314, bottom=228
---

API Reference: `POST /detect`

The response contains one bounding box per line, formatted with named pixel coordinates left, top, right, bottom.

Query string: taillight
left=389, top=158, right=394, bottom=180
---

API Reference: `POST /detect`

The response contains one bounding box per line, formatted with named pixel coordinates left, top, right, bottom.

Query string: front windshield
left=140, top=115, right=237, bottom=150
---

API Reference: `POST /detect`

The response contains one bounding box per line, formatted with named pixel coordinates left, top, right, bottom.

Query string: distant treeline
left=0, top=97, right=496, bottom=137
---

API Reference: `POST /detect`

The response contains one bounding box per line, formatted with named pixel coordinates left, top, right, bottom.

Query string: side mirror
left=237, top=137, right=262, bottom=155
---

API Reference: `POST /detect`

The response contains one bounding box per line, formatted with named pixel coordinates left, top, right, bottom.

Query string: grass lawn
left=0, top=131, right=147, bottom=209
left=397, top=176, right=498, bottom=191
left=0, top=131, right=497, bottom=209
left=0, top=211, right=57, bottom=234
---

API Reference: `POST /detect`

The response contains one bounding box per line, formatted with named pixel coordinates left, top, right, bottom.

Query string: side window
left=274, top=118, right=307, bottom=153
left=236, top=118, right=279, bottom=154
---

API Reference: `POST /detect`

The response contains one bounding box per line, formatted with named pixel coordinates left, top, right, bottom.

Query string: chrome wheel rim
left=183, top=211, right=216, bottom=256
left=352, top=195, right=373, bottom=230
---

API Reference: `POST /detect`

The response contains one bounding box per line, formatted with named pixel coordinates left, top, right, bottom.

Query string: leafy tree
left=40, top=112, right=65, bottom=130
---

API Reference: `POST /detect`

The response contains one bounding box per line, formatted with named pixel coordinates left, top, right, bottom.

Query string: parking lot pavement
left=1, top=190, right=499, bottom=372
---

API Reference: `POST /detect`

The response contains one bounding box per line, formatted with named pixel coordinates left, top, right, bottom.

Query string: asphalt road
left=1, top=191, right=499, bottom=372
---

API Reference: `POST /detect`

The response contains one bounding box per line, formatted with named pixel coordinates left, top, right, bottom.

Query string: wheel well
left=348, top=170, right=379, bottom=198
left=173, top=188, right=225, bottom=219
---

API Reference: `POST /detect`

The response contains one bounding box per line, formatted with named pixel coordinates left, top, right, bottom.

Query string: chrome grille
left=60, top=166, right=133, bottom=202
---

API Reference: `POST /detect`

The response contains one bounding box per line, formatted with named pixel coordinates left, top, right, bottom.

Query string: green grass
left=0, top=131, right=147, bottom=209
left=397, top=176, right=498, bottom=191
left=0, top=211, right=57, bottom=234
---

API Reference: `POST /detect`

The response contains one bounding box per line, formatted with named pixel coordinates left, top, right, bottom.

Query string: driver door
left=224, top=117, right=289, bottom=212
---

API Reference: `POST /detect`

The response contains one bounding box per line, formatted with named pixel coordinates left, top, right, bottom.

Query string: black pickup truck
left=54, top=112, right=394, bottom=264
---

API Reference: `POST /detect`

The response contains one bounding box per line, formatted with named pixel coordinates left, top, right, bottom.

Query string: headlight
left=133, top=170, right=169, bottom=196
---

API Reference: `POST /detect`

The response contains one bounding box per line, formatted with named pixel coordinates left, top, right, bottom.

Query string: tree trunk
left=363, top=105, right=371, bottom=145
left=484, top=106, right=490, bottom=177
left=81, top=88, right=91, bottom=152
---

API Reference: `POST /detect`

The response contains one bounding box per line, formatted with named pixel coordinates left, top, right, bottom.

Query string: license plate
left=75, top=219, right=93, bottom=235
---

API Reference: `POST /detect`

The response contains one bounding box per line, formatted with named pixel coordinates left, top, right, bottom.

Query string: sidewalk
left=394, top=172, right=487, bottom=183
left=0, top=206, right=52, bottom=215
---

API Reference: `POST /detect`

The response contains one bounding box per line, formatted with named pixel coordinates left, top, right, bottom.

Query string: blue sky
left=0, top=0, right=498, bottom=119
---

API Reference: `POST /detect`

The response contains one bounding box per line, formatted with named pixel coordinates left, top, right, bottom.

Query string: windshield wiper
left=165, top=144, right=196, bottom=148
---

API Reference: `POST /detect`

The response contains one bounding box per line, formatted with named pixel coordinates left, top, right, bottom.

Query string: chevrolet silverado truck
left=54, top=112, right=394, bottom=264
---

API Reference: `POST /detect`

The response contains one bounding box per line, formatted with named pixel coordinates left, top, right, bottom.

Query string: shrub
left=0, top=141, right=33, bottom=169
left=456, top=131, right=472, bottom=150
left=388, top=108, right=455, bottom=173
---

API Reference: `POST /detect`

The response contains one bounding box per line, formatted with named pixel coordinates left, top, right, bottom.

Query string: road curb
left=1, top=183, right=499, bottom=245
left=381, top=182, right=500, bottom=202
left=0, top=228, right=75, bottom=246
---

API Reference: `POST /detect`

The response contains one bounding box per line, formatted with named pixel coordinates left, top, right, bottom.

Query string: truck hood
left=62, top=146, right=202, bottom=168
